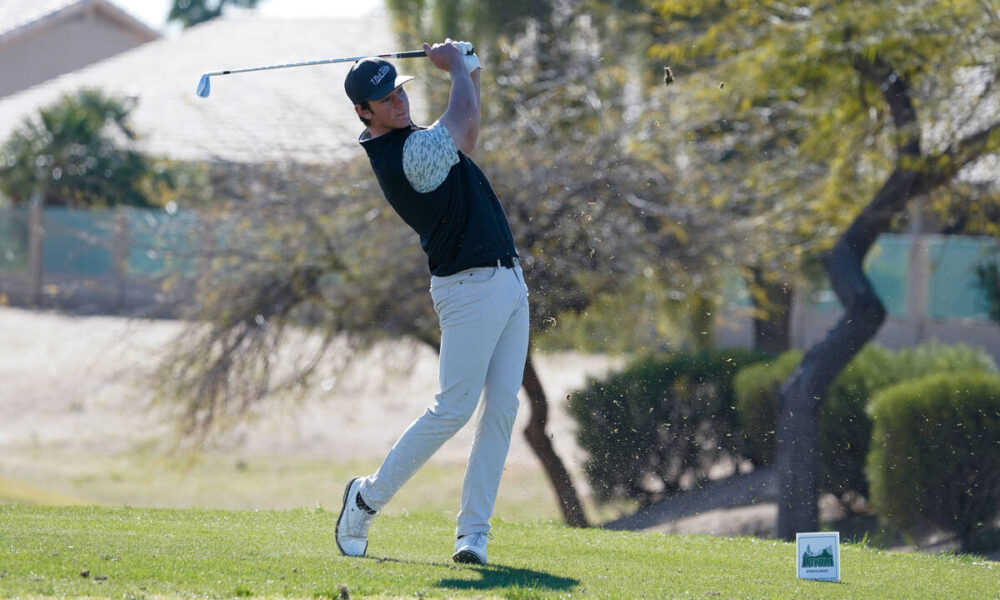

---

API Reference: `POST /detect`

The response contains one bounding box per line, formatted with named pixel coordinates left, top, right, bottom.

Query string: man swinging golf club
left=336, top=39, right=530, bottom=565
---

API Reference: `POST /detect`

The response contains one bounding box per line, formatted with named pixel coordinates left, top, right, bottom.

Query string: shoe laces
left=345, top=496, right=376, bottom=534
left=463, top=532, right=492, bottom=547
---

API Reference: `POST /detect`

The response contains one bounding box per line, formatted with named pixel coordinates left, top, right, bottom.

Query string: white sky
left=110, top=0, right=384, bottom=31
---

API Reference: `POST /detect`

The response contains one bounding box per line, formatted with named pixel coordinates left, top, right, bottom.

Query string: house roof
left=0, top=0, right=159, bottom=45
left=0, top=11, right=428, bottom=164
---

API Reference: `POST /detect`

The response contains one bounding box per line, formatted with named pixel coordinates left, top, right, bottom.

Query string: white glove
left=451, top=39, right=480, bottom=72
left=463, top=53, right=481, bottom=73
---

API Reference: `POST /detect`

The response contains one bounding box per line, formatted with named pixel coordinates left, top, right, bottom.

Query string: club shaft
left=207, top=49, right=461, bottom=77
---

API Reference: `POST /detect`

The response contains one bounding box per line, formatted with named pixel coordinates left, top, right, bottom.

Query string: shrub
left=567, top=349, right=767, bottom=504
left=734, top=343, right=996, bottom=500
left=888, top=342, right=997, bottom=379
left=733, top=350, right=801, bottom=465
left=866, top=371, right=1000, bottom=551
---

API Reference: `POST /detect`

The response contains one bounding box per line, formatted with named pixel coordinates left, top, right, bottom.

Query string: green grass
left=1, top=505, right=997, bottom=599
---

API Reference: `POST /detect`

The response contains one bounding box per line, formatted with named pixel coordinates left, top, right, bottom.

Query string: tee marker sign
left=796, top=531, right=841, bottom=582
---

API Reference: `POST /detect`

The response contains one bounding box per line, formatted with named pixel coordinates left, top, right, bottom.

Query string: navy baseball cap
left=344, top=58, right=414, bottom=105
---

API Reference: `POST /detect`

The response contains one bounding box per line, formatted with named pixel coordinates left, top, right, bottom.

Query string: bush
left=866, top=371, right=1000, bottom=551
left=734, top=343, right=996, bottom=500
left=568, top=349, right=768, bottom=504
left=733, top=350, right=801, bottom=465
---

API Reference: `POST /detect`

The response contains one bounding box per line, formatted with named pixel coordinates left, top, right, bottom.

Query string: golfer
left=336, top=39, right=530, bottom=565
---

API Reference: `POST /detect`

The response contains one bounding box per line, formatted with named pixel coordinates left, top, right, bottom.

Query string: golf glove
left=452, top=39, right=480, bottom=73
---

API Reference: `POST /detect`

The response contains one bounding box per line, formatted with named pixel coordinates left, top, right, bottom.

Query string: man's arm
left=423, top=41, right=480, bottom=154
left=462, top=67, right=481, bottom=152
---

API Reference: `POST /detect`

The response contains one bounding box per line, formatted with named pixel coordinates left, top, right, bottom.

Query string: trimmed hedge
left=734, top=343, right=996, bottom=499
left=568, top=349, right=768, bottom=504
left=866, top=371, right=1000, bottom=551
left=733, top=350, right=801, bottom=466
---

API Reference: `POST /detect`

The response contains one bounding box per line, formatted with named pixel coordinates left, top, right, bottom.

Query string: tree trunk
left=749, top=267, right=792, bottom=355
left=521, top=350, right=589, bottom=527
left=774, top=56, right=922, bottom=540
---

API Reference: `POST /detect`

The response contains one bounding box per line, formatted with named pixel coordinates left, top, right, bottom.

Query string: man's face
left=357, top=86, right=410, bottom=135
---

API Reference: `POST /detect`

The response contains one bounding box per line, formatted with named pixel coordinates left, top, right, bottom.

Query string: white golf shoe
left=452, top=532, right=490, bottom=565
left=335, top=477, right=377, bottom=557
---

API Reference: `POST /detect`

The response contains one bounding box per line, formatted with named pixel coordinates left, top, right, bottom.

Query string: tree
left=167, top=0, right=261, bottom=29
left=0, top=88, right=168, bottom=208
left=647, top=0, right=1000, bottom=538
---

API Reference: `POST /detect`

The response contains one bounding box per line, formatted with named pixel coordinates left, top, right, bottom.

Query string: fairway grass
left=1, top=505, right=997, bottom=600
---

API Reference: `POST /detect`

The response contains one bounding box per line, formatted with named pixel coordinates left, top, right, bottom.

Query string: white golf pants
left=358, top=262, right=530, bottom=537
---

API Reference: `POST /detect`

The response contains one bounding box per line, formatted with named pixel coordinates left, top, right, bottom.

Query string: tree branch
left=912, top=121, right=1000, bottom=197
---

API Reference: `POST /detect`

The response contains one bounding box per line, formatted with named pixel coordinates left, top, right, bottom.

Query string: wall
left=0, top=8, right=152, bottom=98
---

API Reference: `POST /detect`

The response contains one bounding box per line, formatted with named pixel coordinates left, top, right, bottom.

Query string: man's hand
left=452, top=40, right=481, bottom=73
left=423, top=39, right=465, bottom=73
left=424, top=39, right=481, bottom=73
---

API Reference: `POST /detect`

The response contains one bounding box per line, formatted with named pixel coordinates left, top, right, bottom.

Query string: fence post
left=27, top=190, right=44, bottom=306
left=113, top=208, right=129, bottom=311
left=906, top=233, right=930, bottom=344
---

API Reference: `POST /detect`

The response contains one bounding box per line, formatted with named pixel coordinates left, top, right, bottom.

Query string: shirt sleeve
left=402, top=122, right=460, bottom=193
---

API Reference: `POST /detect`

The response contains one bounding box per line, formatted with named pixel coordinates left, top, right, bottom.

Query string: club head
left=197, top=74, right=211, bottom=98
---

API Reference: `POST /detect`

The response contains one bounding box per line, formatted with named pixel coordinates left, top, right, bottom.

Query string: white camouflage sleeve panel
left=402, top=122, right=460, bottom=193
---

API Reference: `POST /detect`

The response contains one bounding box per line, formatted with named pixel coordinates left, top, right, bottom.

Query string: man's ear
left=355, top=104, right=372, bottom=120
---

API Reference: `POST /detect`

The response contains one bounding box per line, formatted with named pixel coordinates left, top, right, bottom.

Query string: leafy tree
left=646, top=0, right=1000, bottom=538
left=167, top=0, right=261, bottom=29
left=385, top=0, right=551, bottom=46
left=0, top=88, right=168, bottom=208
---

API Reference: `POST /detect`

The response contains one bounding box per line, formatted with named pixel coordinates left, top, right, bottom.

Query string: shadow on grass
left=362, top=555, right=578, bottom=592
left=437, top=563, right=578, bottom=592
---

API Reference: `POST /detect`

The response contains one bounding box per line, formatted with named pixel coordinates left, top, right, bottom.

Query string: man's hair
left=358, top=101, right=371, bottom=126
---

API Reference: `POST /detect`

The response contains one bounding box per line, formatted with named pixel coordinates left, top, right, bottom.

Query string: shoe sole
left=335, top=476, right=367, bottom=557
left=452, top=549, right=486, bottom=565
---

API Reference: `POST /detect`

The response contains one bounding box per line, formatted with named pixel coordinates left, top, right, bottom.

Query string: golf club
left=196, top=48, right=473, bottom=98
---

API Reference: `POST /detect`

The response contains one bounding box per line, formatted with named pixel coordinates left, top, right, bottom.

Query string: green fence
left=0, top=207, right=27, bottom=272
left=928, top=236, right=994, bottom=319
left=1, top=207, right=996, bottom=321
left=0, top=205, right=200, bottom=277
left=804, top=233, right=997, bottom=320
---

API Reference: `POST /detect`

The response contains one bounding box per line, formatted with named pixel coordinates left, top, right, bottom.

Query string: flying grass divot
left=663, top=66, right=674, bottom=86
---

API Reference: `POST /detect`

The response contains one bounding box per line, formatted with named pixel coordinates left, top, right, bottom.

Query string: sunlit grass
left=1, top=505, right=997, bottom=599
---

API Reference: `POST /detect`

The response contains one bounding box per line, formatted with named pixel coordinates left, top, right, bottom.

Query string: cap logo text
left=370, top=65, right=391, bottom=86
